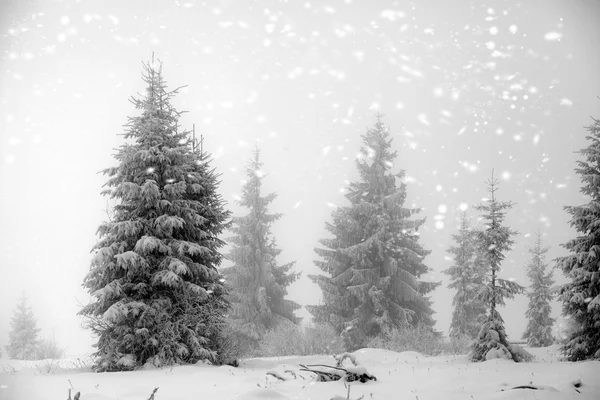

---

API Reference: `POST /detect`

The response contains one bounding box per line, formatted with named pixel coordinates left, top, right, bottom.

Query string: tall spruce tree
left=222, top=146, right=300, bottom=347
left=307, top=116, right=439, bottom=350
left=555, top=116, right=600, bottom=361
left=522, top=231, right=555, bottom=347
left=470, top=171, right=530, bottom=362
left=443, top=212, right=487, bottom=339
left=6, top=294, right=40, bottom=360
left=79, top=58, right=231, bottom=371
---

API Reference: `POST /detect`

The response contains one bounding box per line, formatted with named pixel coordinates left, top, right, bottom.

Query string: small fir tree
left=307, top=115, right=439, bottom=350
left=470, top=171, right=530, bottom=362
left=79, top=57, right=231, bottom=371
left=522, top=231, right=555, bottom=347
left=443, top=211, right=487, bottom=339
left=555, top=115, right=600, bottom=361
left=6, top=294, right=40, bottom=360
left=222, top=146, right=301, bottom=347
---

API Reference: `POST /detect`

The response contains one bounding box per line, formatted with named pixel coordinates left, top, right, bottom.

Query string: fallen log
left=299, top=364, right=377, bottom=383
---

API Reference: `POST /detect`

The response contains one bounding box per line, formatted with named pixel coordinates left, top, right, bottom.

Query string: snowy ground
left=1, top=346, right=598, bottom=400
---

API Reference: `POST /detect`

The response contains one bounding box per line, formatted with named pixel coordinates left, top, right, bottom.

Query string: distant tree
left=79, top=57, right=231, bottom=371
left=307, top=115, right=439, bottom=350
left=443, top=211, right=487, bottom=339
left=555, top=115, right=600, bottom=361
left=470, top=172, right=530, bottom=362
left=222, top=146, right=301, bottom=348
left=522, top=231, right=555, bottom=347
left=6, top=294, right=40, bottom=360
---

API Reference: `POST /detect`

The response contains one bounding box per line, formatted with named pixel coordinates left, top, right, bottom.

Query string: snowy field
left=1, top=346, right=598, bottom=400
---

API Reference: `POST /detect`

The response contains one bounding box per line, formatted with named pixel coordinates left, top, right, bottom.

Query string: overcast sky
left=1, top=0, right=599, bottom=355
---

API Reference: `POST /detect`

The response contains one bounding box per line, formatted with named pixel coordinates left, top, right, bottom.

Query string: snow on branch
left=135, top=236, right=171, bottom=255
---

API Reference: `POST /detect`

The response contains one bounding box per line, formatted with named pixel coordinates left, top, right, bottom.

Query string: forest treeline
left=4, top=59, right=598, bottom=368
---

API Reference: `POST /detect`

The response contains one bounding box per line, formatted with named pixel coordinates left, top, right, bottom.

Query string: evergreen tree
left=555, top=116, right=600, bottom=361
left=79, top=58, right=231, bottom=371
left=307, top=116, right=439, bottom=350
left=470, top=172, right=530, bottom=362
left=6, top=294, right=40, bottom=360
left=222, top=146, right=301, bottom=347
left=522, top=231, right=555, bottom=347
left=443, top=211, right=487, bottom=339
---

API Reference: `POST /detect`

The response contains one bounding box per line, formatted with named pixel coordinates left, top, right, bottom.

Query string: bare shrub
left=34, top=338, right=65, bottom=360
left=257, top=323, right=345, bottom=357
left=0, top=364, right=16, bottom=373
left=304, top=323, right=345, bottom=355
left=35, top=359, right=60, bottom=374
left=258, top=324, right=305, bottom=357
left=68, top=356, right=94, bottom=371
left=216, top=326, right=256, bottom=365
left=441, top=335, right=472, bottom=355
left=367, top=324, right=460, bottom=356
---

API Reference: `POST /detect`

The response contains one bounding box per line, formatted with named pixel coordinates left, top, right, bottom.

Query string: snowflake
left=544, top=31, right=562, bottom=41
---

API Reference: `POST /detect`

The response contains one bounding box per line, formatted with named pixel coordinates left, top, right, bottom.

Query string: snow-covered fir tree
left=307, top=116, right=439, bottom=350
left=6, top=294, right=40, bottom=360
left=555, top=116, right=600, bottom=361
left=443, top=211, right=487, bottom=339
left=79, top=58, right=231, bottom=371
left=522, top=231, right=555, bottom=347
left=470, top=172, right=530, bottom=362
left=222, top=146, right=300, bottom=348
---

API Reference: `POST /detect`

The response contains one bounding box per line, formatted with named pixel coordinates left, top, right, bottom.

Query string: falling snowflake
left=544, top=31, right=562, bottom=41
left=560, top=98, right=573, bottom=106
left=380, top=9, right=405, bottom=21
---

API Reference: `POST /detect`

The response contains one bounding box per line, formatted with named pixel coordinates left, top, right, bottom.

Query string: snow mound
left=265, top=364, right=303, bottom=381
left=524, top=344, right=563, bottom=362
left=75, top=395, right=118, bottom=400
left=229, top=388, right=290, bottom=399
left=345, top=365, right=368, bottom=375
left=2, top=346, right=599, bottom=399
left=498, top=378, right=587, bottom=397
left=485, top=346, right=513, bottom=361
left=243, top=354, right=332, bottom=370
left=354, top=348, right=424, bottom=364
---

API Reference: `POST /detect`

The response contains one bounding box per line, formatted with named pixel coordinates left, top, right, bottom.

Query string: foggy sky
left=1, top=0, right=599, bottom=355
